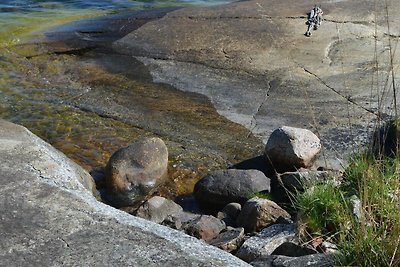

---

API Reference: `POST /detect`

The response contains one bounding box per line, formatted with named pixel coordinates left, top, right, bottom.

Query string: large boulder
left=0, top=119, right=250, bottom=266
left=105, top=137, right=168, bottom=208
left=194, top=169, right=271, bottom=209
left=265, top=126, right=321, bottom=172
left=236, top=197, right=291, bottom=233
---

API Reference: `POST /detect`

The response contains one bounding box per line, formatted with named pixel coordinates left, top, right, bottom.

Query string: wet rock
left=217, top=202, right=242, bottom=227
left=265, top=126, right=321, bottom=172
left=0, top=119, right=250, bottom=266
left=249, top=253, right=337, bottom=267
left=208, top=227, right=245, bottom=252
left=135, top=196, right=183, bottom=224
left=236, top=224, right=296, bottom=263
left=105, top=137, right=168, bottom=208
left=236, top=197, right=291, bottom=233
left=271, top=242, right=317, bottom=257
left=183, top=215, right=226, bottom=241
left=194, top=169, right=270, bottom=210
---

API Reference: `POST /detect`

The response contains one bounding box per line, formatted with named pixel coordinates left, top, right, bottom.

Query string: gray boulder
left=236, top=197, right=291, bottom=233
left=0, top=119, right=250, bottom=266
left=194, top=169, right=271, bottom=209
left=236, top=224, right=296, bottom=263
left=105, top=137, right=168, bottom=208
left=135, top=196, right=183, bottom=224
left=265, top=126, right=321, bottom=172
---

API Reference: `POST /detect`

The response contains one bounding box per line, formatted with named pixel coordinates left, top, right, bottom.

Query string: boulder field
left=0, top=119, right=250, bottom=266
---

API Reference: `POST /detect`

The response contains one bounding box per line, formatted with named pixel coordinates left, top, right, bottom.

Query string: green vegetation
left=295, top=144, right=400, bottom=266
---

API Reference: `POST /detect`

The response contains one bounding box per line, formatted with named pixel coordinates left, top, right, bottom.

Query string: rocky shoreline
left=96, top=124, right=342, bottom=266
left=0, top=119, right=341, bottom=266
left=2, top=0, right=400, bottom=265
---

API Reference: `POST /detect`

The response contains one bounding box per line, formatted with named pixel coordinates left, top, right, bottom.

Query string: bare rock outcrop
left=0, top=119, right=250, bottom=267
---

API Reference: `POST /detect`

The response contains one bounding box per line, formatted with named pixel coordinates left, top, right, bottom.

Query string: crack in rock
left=300, top=66, right=378, bottom=116
left=247, top=80, right=272, bottom=138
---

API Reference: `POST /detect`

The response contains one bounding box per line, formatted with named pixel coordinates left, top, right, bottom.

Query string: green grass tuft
left=295, top=153, right=400, bottom=266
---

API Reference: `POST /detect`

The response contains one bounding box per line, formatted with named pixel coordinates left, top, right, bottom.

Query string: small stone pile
left=102, top=126, right=342, bottom=267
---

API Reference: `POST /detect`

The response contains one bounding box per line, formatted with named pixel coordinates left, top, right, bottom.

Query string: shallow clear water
left=0, top=0, right=262, bottom=198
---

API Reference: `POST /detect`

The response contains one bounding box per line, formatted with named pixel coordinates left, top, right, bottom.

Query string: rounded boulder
left=105, top=137, right=168, bottom=208
left=265, top=126, right=321, bottom=172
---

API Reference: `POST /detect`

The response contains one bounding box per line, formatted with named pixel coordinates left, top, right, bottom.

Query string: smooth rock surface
left=111, top=0, right=400, bottom=169
left=0, top=119, right=250, bottom=266
left=236, top=197, right=291, bottom=233
left=105, top=137, right=168, bottom=208
left=236, top=224, right=296, bottom=263
left=135, top=196, right=183, bottom=224
left=265, top=126, right=321, bottom=172
left=194, top=169, right=270, bottom=209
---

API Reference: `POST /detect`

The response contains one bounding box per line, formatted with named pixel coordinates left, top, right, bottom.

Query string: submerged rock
left=105, top=137, right=168, bottom=209
left=0, top=119, right=250, bottom=266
